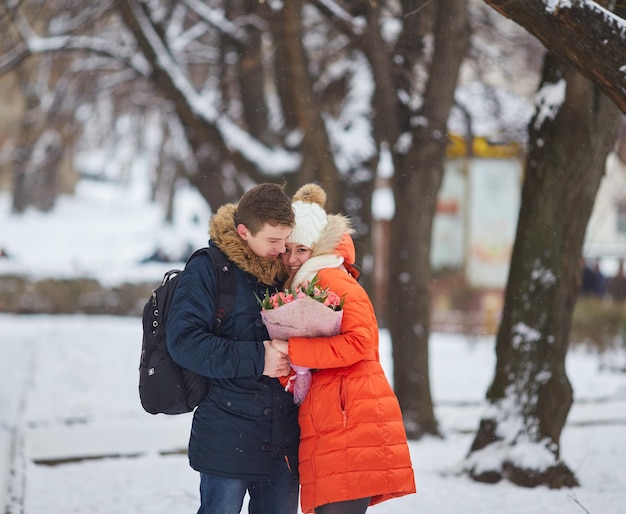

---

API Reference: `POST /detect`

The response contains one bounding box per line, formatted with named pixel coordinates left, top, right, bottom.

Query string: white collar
left=291, top=254, right=344, bottom=289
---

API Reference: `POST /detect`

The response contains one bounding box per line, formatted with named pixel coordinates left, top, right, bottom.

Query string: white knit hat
left=287, top=184, right=329, bottom=249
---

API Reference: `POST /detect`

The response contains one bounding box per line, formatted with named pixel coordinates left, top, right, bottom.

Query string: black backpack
left=139, top=246, right=235, bottom=415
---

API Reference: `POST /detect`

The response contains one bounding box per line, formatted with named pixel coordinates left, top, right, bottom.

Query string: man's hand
left=263, top=340, right=291, bottom=377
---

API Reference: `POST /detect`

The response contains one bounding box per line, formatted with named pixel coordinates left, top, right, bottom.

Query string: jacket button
left=261, top=443, right=270, bottom=452
left=264, top=408, right=272, bottom=416
left=255, top=319, right=263, bottom=327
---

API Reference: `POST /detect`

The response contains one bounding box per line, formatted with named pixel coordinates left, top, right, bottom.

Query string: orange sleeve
left=288, top=268, right=378, bottom=370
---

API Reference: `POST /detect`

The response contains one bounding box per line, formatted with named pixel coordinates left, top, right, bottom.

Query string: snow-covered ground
left=1, top=315, right=625, bottom=514
left=0, top=180, right=212, bottom=286
left=1, top=182, right=626, bottom=513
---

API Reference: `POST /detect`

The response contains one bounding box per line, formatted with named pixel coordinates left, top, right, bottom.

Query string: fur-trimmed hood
left=208, top=203, right=287, bottom=286
left=310, top=213, right=354, bottom=262
left=288, top=212, right=355, bottom=289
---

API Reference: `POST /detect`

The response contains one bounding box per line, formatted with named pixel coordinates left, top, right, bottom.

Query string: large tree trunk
left=465, top=52, right=621, bottom=488
left=388, top=0, right=470, bottom=439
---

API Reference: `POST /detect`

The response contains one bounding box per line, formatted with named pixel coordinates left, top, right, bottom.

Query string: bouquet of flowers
left=257, top=275, right=343, bottom=404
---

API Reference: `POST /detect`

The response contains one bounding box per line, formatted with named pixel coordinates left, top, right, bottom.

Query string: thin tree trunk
left=388, top=0, right=470, bottom=439
left=230, top=0, right=272, bottom=145
left=279, top=0, right=342, bottom=211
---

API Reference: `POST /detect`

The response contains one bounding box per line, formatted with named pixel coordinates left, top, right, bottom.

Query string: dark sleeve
left=165, top=254, right=265, bottom=378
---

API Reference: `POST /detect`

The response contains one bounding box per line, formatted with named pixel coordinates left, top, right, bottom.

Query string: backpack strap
left=187, top=246, right=236, bottom=336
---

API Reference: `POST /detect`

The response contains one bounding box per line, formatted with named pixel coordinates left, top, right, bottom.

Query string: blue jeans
left=197, top=457, right=299, bottom=514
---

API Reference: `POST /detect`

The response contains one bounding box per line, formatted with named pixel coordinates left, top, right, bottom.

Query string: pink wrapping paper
left=261, top=295, right=343, bottom=404
left=261, top=295, right=343, bottom=339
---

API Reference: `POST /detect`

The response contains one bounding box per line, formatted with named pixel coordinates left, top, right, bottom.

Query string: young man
left=166, top=183, right=300, bottom=514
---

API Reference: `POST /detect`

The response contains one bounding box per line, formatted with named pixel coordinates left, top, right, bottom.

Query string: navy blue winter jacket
left=166, top=242, right=300, bottom=480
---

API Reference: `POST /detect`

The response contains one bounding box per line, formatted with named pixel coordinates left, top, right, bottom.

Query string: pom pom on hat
left=288, top=184, right=329, bottom=249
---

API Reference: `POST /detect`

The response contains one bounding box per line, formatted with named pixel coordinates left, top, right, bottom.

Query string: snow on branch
left=125, top=0, right=299, bottom=175
left=0, top=6, right=150, bottom=78
left=126, top=0, right=218, bottom=119
left=533, top=79, right=566, bottom=130
left=312, top=0, right=367, bottom=35
left=216, top=116, right=301, bottom=175
left=183, top=0, right=249, bottom=43
left=485, top=0, right=626, bottom=114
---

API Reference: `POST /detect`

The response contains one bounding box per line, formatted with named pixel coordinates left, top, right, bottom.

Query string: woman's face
left=281, top=243, right=313, bottom=277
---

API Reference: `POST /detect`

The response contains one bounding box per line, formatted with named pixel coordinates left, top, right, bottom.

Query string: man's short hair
left=236, top=183, right=295, bottom=235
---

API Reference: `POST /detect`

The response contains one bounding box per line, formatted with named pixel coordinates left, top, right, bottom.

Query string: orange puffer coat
left=288, top=217, right=416, bottom=513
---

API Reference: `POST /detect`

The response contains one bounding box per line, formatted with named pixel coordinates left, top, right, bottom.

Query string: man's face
left=238, top=222, right=293, bottom=259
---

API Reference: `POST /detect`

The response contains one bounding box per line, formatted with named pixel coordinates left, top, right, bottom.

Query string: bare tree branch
left=0, top=5, right=150, bottom=77
left=483, top=0, right=626, bottom=113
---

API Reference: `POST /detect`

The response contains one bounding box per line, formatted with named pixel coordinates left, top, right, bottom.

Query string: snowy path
left=2, top=314, right=626, bottom=514
left=1, top=324, right=39, bottom=512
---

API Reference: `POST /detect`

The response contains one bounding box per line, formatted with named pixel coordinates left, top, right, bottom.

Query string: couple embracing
left=166, top=182, right=415, bottom=514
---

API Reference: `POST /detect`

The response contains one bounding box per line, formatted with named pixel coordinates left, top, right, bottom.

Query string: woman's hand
left=270, top=339, right=289, bottom=355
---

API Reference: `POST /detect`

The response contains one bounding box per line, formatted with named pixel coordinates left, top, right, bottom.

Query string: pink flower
left=324, top=291, right=342, bottom=310
left=255, top=274, right=344, bottom=405
left=256, top=274, right=343, bottom=312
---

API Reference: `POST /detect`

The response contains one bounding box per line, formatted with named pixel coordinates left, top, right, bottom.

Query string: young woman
left=272, top=183, right=416, bottom=514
